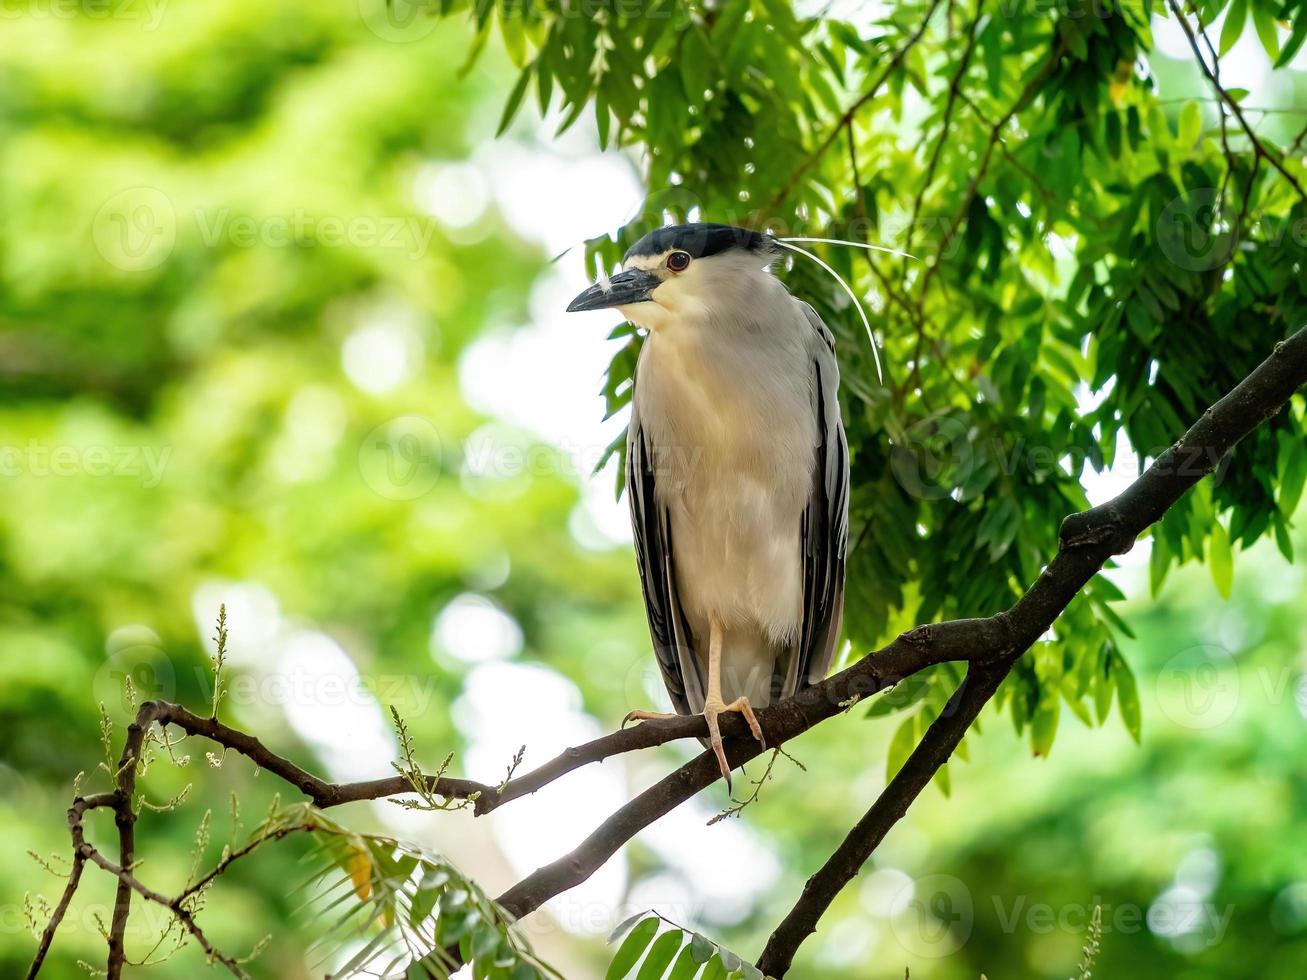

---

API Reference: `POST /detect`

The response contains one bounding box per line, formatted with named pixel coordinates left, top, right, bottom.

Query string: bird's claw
left=622, top=709, right=676, bottom=730
left=703, top=696, right=765, bottom=792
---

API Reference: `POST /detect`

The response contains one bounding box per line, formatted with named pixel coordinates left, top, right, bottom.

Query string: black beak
left=566, top=268, right=660, bottom=312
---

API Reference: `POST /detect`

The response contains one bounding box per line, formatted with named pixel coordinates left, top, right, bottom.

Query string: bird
left=567, top=222, right=849, bottom=787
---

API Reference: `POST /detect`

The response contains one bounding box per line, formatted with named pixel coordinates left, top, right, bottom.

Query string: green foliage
left=309, top=817, right=559, bottom=979
left=389, top=706, right=477, bottom=812
left=606, top=912, right=767, bottom=980
left=441, top=0, right=1307, bottom=765
left=1071, top=905, right=1103, bottom=980
left=273, top=804, right=559, bottom=980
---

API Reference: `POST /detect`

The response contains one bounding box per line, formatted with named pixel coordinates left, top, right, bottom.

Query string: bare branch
left=757, top=661, right=1003, bottom=976
left=21, top=795, right=111, bottom=980
left=79, top=842, right=250, bottom=979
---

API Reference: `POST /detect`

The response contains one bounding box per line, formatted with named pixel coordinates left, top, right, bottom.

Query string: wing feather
left=783, top=302, right=850, bottom=696
left=626, top=402, right=706, bottom=715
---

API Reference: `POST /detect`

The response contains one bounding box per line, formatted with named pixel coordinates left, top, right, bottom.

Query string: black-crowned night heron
left=567, top=222, right=848, bottom=786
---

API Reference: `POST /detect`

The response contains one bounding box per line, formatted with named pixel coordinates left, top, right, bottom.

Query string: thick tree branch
left=755, top=323, right=1307, bottom=975
left=758, top=661, right=1005, bottom=976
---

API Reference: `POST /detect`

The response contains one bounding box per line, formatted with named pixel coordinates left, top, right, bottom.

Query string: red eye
left=666, top=251, right=691, bottom=272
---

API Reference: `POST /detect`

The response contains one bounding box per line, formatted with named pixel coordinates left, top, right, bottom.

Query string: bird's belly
left=665, top=462, right=806, bottom=645
left=634, top=325, right=816, bottom=649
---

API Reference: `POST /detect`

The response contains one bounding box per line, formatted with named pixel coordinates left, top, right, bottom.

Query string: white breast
left=633, top=296, right=816, bottom=647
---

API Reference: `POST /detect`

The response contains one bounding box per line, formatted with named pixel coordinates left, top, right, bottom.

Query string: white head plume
left=772, top=237, right=916, bottom=385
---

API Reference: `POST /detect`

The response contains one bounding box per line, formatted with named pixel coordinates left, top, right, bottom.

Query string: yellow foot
left=622, top=709, right=678, bottom=728
left=704, top=697, right=765, bottom=791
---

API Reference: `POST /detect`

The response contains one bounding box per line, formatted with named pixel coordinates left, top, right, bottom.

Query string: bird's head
left=566, top=222, right=777, bottom=331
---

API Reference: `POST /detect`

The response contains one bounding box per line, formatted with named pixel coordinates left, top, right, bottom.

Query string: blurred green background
left=3, top=1, right=1307, bottom=978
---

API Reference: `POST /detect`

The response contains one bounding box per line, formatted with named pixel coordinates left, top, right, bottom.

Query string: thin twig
left=769, top=0, right=946, bottom=212
left=1166, top=0, right=1307, bottom=205
left=79, top=843, right=250, bottom=979
left=903, top=0, right=984, bottom=257
left=911, top=35, right=1066, bottom=328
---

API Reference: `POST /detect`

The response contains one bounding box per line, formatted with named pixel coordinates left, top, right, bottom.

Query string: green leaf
left=1209, top=520, right=1234, bottom=599
left=1030, top=694, right=1060, bottom=757
left=439, top=908, right=480, bottom=945
left=865, top=675, right=931, bottom=717
left=886, top=714, right=918, bottom=781
left=636, top=930, right=684, bottom=980
left=1252, top=1, right=1280, bottom=61
left=1276, top=14, right=1307, bottom=66
left=1114, top=655, right=1142, bottom=744
left=1278, top=434, right=1307, bottom=517
left=500, top=11, right=527, bottom=68
left=470, top=923, right=501, bottom=960
left=668, top=943, right=702, bottom=980
left=933, top=761, right=951, bottom=796
left=1093, top=660, right=1114, bottom=725
left=497, top=65, right=534, bottom=136
left=607, top=918, right=659, bottom=979
left=609, top=911, right=648, bottom=944
left=1177, top=100, right=1202, bottom=148
left=1219, top=0, right=1247, bottom=55
left=410, top=883, right=440, bottom=927
left=1273, top=512, right=1294, bottom=562
left=1105, top=110, right=1122, bottom=158
left=680, top=27, right=716, bottom=104
left=700, top=955, right=728, bottom=980
left=689, top=933, right=715, bottom=964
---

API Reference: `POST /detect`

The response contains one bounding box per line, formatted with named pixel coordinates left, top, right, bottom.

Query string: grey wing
left=782, top=302, right=850, bottom=696
left=626, top=398, right=707, bottom=716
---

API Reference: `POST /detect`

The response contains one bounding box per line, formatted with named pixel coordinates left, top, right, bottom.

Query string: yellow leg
left=702, top=615, right=764, bottom=789
left=622, top=617, right=766, bottom=788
